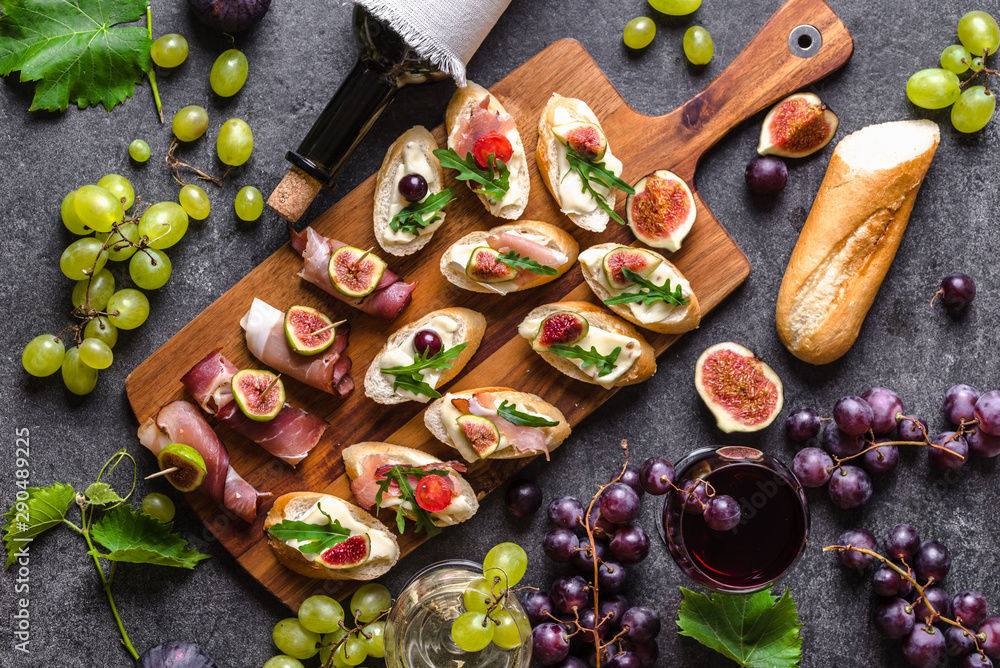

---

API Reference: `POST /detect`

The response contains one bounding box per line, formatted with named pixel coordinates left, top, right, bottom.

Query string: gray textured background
left=2, top=0, right=999, bottom=666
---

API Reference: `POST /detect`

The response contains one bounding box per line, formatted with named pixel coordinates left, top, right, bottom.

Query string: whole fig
left=188, top=0, right=271, bottom=32
left=135, top=641, right=219, bottom=668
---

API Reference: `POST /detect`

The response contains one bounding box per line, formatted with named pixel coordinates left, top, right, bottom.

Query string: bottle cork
left=267, top=167, right=323, bottom=223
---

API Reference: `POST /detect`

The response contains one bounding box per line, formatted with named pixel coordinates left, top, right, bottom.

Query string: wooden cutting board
left=126, top=0, right=852, bottom=610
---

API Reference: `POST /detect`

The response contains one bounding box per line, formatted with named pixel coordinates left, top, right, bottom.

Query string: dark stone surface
left=2, top=0, right=999, bottom=666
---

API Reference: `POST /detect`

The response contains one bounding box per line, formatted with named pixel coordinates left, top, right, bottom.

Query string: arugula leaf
left=381, top=343, right=468, bottom=400
left=604, top=268, right=691, bottom=307
left=676, top=587, right=802, bottom=668
left=3, top=483, right=76, bottom=568
left=497, top=250, right=559, bottom=276
left=266, top=507, right=354, bottom=555
left=548, top=344, right=621, bottom=377
left=84, top=482, right=125, bottom=507
left=497, top=400, right=559, bottom=427
left=389, top=188, right=455, bottom=236
left=374, top=466, right=445, bottom=537
left=434, top=148, right=510, bottom=202
left=89, top=505, right=209, bottom=569
left=563, top=146, right=635, bottom=226
left=0, top=0, right=153, bottom=112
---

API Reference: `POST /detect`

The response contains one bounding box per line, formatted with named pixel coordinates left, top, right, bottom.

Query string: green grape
left=262, top=657, right=305, bottom=668
left=971, top=56, right=985, bottom=71
left=97, top=174, right=135, bottom=210
left=272, top=618, right=319, bottom=660
left=217, top=118, right=254, bottom=166
left=350, top=583, right=392, bottom=623
left=150, top=33, right=189, bottom=68
left=957, top=10, right=1000, bottom=57
left=60, top=237, right=109, bottom=281
left=73, top=184, right=122, bottom=233
left=463, top=578, right=496, bottom=614
left=62, top=347, right=98, bottom=395
left=78, top=337, right=113, bottom=370
left=72, top=268, right=115, bottom=311
left=684, top=25, right=714, bottom=65
left=318, top=629, right=348, bottom=664
left=335, top=636, right=367, bottom=666
left=483, top=543, right=528, bottom=588
left=100, top=222, right=140, bottom=262
left=106, top=289, right=150, bottom=330
left=129, top=249, right=172, bottom=290
left=141, top=492, right=175, bottom=522
left=211, top=49, right=249, bottom=97
left=906, top=68, right=961, bottom=109
left=22, top=334, right=65, bottom=377
left=623, top=17, right=656, bottom=49
left=297, top=595, right=344, bottom=634
left=360, top=621, right=385, bottom=659
left=491, top=609, right=524, bottom=649
left=83, top=316, right=118, bottom=348
left=179, top=184, right=211, bottom=220
left=172, top=105, right=210, bottom=142
left=61, top=191, right=90, bottom=235
left=647, top=0, right=700, bottom=15
left=940, top=44, right=972, bottom=74
left=951, top=85, right=996, bottom=133
left=235, top=186, right=264, bottom=221
left=129, top=139, right=151, bottom=162
left=450, top=611, right=494, bottom=652
left=138, top=201, right=189, bottom=249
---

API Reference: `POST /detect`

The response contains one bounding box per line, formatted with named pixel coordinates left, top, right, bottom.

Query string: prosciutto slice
left=468, top=392, right=550, bottom=460
left=137, top=401, right=262, bottom=523
left=487, top=231, right=568, bottom=287
left=452, top=96, right=518, bottom=158
left=289, top=226, right=416, bottom=320
left=240, top=298, right=353, bottom=396
left=181, top=350, right=328, bottom=466
left=350, top=455, right=467, bottom=510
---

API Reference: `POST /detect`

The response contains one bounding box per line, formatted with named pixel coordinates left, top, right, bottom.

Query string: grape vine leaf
left=0, top=0, right=153, bottom=112
left=89, top=505, right=209, bottom=569
left=2, top=483, right=76, bottom=568
left=676, top=587, right=802, bottom=668
left=84, top=482, right=124, bottom=506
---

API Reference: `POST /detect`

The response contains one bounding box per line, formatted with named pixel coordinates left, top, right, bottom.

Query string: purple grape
left=946, top=625, right=978, bottom=657
left=833, top=396, right=874, bottom=436
left=599, top=594, right=630, bottom=632
left=792, top=447, right=834, bottom=487
left=505, top=479, right=542, bottom=518
left=621, top=606, right=661, bottom=643
left=599, top=483, right=641, bottom=524
left=630, top=641, right=659, bottom=668
left=548, top=496, right=584, bottom=530
left=885, top=524, right=921, bottom=562
left=397, top=173, right=428, bottom=202
left=550, top=575, right=590, bottom=614
left=552, top=659, right=588, bottom=668
left=785, top=407, right=822, bottom=442
left=953, top=590, right=989, bottom=627
left=521, top=589, right=554, bottom=625
left=939, top=273, right=976, bottom=310
left=744, top=155, right=788, bottom=195
left=915, top=540, right=951, bottom=583
left=827, top=465, right=872, bottom=509
left=899, top=415, right=929, bottom=442
left=862, top=442, right=899, bottom=475
left=836, top=528, right=877, bottom=569
left=615, top=465, right=645, bottom=497
left=532, top=622, right=571, bottom=665
left=581, top=644, right=611, bottom=668
left=944, top=384, right=980, bottom=425
left=873, top=565, right=912, bottom=597
left=639, top=457, right=675, bottom=495
left=572, top=537, right=607, bottom=575
left=608, top=525, right=650, bottom=565
left=902, top=625, right=946, bottom=668
left=596, top=561, right=627, bottom=593
left=677, top=478, right=709, bottom=514
left=543, top=528, right=580, bottom=563
left=412, top=329, right=442, bottom=357
left=607, top=651, right=642, bottom=668
left=586, top=504, right=618, bottom=540
left=861, top=387, right=904, bottom=433
left=703, top=495, right=741, bottom=531
left=577, top=607, right=608, bottom=641
left=975, top=391, right=1000, bottom=436
left=963, top=653, right=994, bottom=668
left=912, top=585, right=951, bottom=621
left=981, top=617, right=1000, bottom=658
left=874, top=597, right=916, bottom=639
left=822, top=425, right=864, bottom=458
left=928, top=432, right=969, bottom=472
left=969, top=428, right=1000, bottom=458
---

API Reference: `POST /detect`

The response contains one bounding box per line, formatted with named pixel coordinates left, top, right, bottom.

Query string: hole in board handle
left=788, top=24, right=822, bottom=58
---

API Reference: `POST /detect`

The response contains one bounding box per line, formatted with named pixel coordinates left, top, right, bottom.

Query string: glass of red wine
left=660, top=446, right=809, bottom=593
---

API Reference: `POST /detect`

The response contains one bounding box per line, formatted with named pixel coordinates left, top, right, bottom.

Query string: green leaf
left=2, top=483, right=76, bottom=568
left=84, top=482, right=124, bottom=507
left=497, top=250, right=559, bottom=276
left=381, top=342, right=467, bottom=400
left=266, top=507, right=353, bottom=555
left=89, top=505, right=209, bottom=569
left=548, top=344, right=621, bottom=377
left=563, top=145, right=635, bottom=226
left=676, top=587, right=803, bottom=668
left=374, top=465, right=444, bottom=537
left=434, top=149, right=510, bottom=201
left=389, top=188, right=454, bottom=236
left=0, top=0, right=154, bottom=112
left=496, top=400, right=559, bottom=427
left=604, top=268, right=691, bottom=307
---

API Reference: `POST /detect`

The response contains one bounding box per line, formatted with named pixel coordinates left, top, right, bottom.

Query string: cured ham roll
left=289, top=226, right=416, bottom=321
left=240, top=298, right=354, bottom=397
left=181, top=350, right=329, bottom=466
left=137, top=401, right=262, bottom=523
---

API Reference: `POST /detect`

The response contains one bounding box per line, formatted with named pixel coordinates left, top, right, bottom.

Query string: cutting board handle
left=671, top=0, right=853, bottom=170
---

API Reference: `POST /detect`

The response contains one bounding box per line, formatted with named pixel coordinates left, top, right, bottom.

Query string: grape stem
left=827, top=418, right=968, bottom=472
left=957, top=48, right=999, bottom=93
left=145, top=7, right=163, bottom=123
left=317, top=608, right=389, bottom=668
left=166, top=138, right=230, bottom=187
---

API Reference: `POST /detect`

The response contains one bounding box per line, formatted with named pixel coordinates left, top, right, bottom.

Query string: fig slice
left=456, top=415, right=501, bottom=458
left=284, top=305, right=336, bottom=356
left=602, top=246, right=663, bottom=289
left=156, top=443, right=207, bottom=493
left=531, top=311, right=589, bottom=352
left=758, top=92, right=839, bottom=158
left=328, top=246, right=387, bottom=298
left=319, top=534, right=371, bottom=569
left=465, top=246, right=519, bottom=283
left=231, top=369, right=285, bottom=422
left=626, top=170, right=696, bottom=252
left=552, top=121, right=608, bottom=161
left=694, top=342, right=784, bottom=433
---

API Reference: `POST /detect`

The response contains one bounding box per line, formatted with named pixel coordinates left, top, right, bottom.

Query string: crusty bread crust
left=364, top=307, right=486, bottom=404
left=581, top=243, right=701, bottom=334
left=520, top=301, right=656, bottom=387
left=423, top=386, right=571, bottom=461
left=264, top=491, right=399, bottom=581
left=776, top=120, right=940, bottom=365
left=373, top=126, right=446, bottom=256
left=439, top=220, right=579, bottom=294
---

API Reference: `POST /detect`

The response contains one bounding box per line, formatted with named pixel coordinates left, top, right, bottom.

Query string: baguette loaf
left=776, top=120, right=940, bottom=365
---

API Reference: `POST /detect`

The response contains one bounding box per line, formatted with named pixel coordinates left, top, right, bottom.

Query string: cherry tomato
left=414, top=475, right=453, bottom=512
left=473, top=131, right=513, bottom=169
